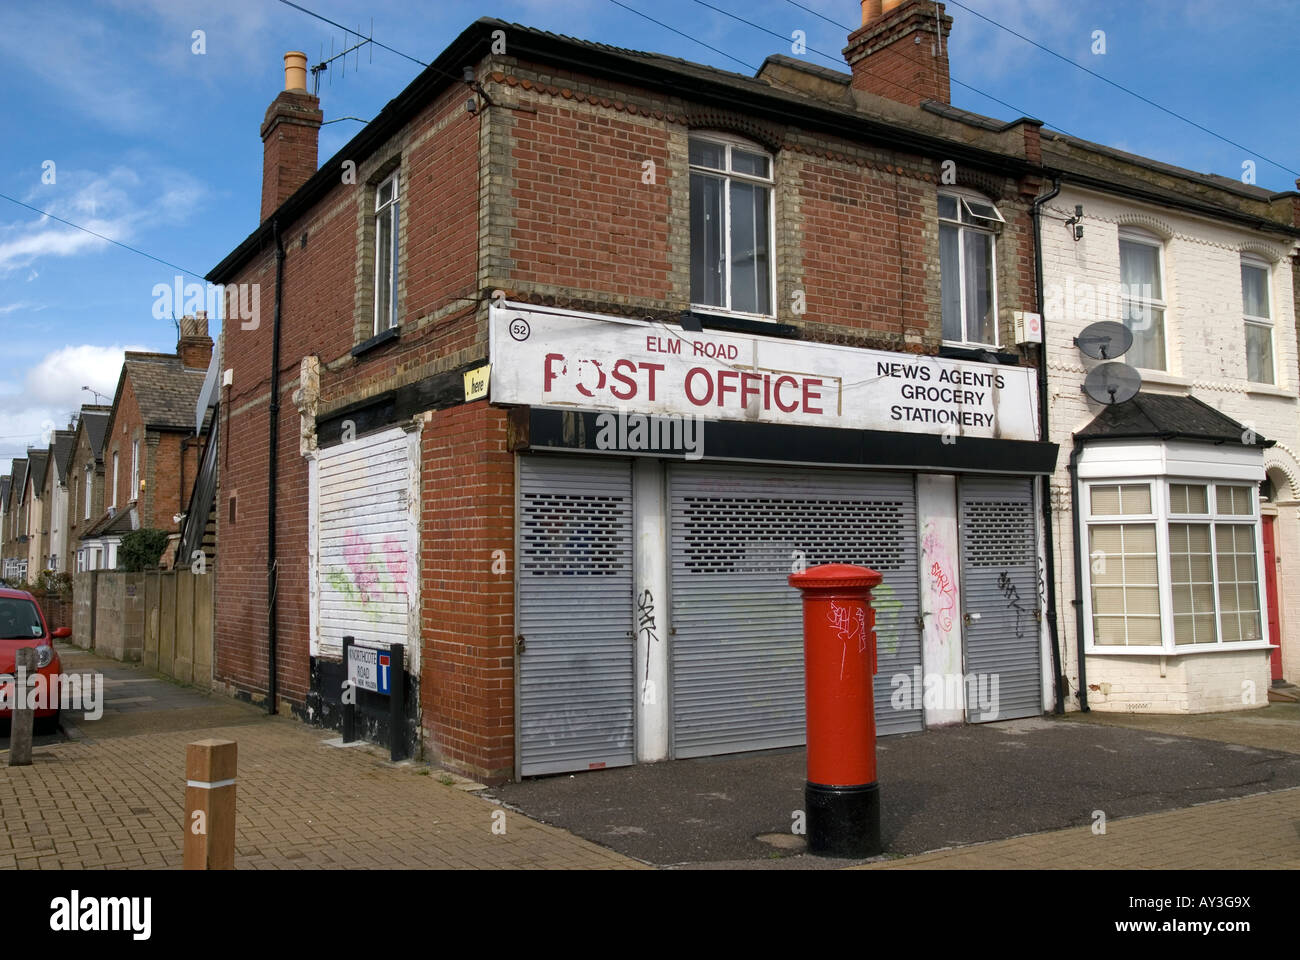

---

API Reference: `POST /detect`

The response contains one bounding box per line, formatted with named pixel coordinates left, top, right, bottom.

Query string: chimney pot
left=845, top=0, right=953, bottom=108
left=284, top=51, right=308, bottom=92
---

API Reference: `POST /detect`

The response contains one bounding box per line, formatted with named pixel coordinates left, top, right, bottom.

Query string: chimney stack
left=844, top=0, right=953, bottom=108
left=260, top=51, right=322, bottom=223
left=178, top=312, right=215, bottom=370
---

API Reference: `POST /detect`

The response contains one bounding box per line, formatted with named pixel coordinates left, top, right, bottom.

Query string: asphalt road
left=489, top=712, right=1300, bottom=867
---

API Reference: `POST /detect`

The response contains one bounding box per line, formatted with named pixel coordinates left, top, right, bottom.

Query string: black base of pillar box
left=805, top=781, right=881, bottom=858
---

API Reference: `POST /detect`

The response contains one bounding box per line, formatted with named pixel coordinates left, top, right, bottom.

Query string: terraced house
left=1036, top=135, right=1300, bottom=711
left=79, top=319, right=213, bottom=571
left=208, top=1, right=1070, bottom=782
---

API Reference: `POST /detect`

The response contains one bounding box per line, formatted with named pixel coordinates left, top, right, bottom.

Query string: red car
left=0, top=587, right=70, bottom=734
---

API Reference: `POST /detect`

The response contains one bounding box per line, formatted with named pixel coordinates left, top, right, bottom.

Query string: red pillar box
left=788, top=563, right=883, bottom=857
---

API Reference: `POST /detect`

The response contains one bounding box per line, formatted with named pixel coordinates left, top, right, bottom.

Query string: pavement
left=0, top=643, right=641, bottom=870
left=2, top=641, right=1297, bottom=870
left=489, top=706, right=1300, bottom=868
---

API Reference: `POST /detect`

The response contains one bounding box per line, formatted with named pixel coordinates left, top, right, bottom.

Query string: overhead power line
left=696, top=0, right=1059, bottom=134
left=0, top=191, right=206, bottom=281
left=943, top=0, right=1298, bottom=178
left=605, top=0, right=759, bottom=71
left=275, top=0, right=429, bottom=68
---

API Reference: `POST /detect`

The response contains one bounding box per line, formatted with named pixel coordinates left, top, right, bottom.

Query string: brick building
left=64, top=406, right=111, bottom=573
left=22, top=448, right=48, bottom=580
left=1036, top=137, right=1300, bottom=710
left=0, top=474, right=12, bottom=580
left=42, top=428, right=76, bottom=573
left=79, top=320, right=212, bottom=570
left=2, top=459, right=28, bottom=581
left=208, top=2, right=1066, bottom=782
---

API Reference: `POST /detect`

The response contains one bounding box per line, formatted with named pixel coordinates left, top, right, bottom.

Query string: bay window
left=689, top=134, right=774, bottom=317
left=939, top=192, right=1003, bottom=346
left=1084, top=479, right=1265, bottom=651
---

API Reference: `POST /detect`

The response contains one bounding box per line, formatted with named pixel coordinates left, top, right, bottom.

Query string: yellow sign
left=464, top=364, right=491, bottom=401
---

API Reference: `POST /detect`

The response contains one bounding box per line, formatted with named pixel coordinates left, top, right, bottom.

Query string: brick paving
left=1, top=644, right=641, bottom=870
left=861, top=787, right=1300, bottom=870
left=0, top=717, right=643, bottom=870
left=4, top=643, right=1296, bottom=870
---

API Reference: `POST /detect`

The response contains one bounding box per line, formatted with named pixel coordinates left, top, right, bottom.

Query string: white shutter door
left=317, top=427, right=414, bottom=659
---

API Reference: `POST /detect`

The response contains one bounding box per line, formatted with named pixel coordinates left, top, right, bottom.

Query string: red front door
left=1263, top=515, right=1283, bottom=682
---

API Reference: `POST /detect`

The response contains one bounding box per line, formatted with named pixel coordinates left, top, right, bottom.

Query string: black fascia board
left=210, top=18, right=1043, bottom=283
left=1073, top=430, right=1275, bottom=449
left=523, top=406, right=1060, bottom=474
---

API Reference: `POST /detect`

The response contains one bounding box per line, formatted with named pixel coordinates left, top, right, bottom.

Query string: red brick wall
left=261, top=91, right=322, bottom=223
left=420, top=401, right=514, bottom=781
left=215, top=83, right=482, bottom=712
left=509, top=100, right=673, bottom=300
left=796, top=153, right=932, bottom=341
left=212, top=48, right=1043, bottom=778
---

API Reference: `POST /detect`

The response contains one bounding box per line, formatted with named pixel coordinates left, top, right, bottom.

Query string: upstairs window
left=110, top=452, right=118, bottom=509
left=84, top=465, right=92, bottom=519
left=1241, top=255, right=1273, bottom=385
left=939, top=192, right=1003, bottom=346
left=1119, top=228, right=1167, bottom=371
left=131, top=440, right=139, bottom=500
left=689, top=134, right=774, bottom=317
left=373, top=171, right=400, bottom=335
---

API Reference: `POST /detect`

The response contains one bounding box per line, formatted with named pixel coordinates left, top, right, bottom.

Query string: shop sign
left=490, top=304, right=1040, bottom=442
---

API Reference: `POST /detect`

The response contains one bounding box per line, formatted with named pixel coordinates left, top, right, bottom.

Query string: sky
left=1, top=0, right=1297, bottom=476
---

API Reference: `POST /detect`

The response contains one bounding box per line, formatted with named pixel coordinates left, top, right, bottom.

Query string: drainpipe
left=1069, top=439, right=1089, bottom=711
left=1031, top=177, right=1067, bottom=714
left=267, top=219, right=284, bottom=714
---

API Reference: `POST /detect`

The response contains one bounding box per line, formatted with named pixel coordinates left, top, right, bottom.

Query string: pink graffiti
left=929, top=561, right=956, bottom=633
left=383, top=536, right=408, bottom=593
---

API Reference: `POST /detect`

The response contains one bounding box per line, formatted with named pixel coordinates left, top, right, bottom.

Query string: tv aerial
left=1073, top=321, right=1133, bottom=360
left=1083, top=362, right=1142, bottom=405
left=311, top=20, right=373, bottom=96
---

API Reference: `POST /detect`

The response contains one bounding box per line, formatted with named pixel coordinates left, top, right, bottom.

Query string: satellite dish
left=1075, top=321, right=1134, bottom=360
left=1084, top=362, right=1142, bottom=405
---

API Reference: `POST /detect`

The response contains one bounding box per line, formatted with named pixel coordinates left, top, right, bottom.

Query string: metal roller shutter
left=317, top=427, right=415, bottom=659
left=669, top=464, right=923, bottom=759
left=958, top=476, right=1042, bottom=722
left=517, top=456, right=635, bottom=776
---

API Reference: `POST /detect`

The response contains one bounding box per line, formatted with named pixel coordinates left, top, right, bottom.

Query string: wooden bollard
left=184, top=739, right=237, bottom=870
left=8, top=648, right=35, bottom=767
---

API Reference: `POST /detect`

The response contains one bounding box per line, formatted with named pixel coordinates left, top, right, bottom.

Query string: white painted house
left=1039, top=133, right=1300, bottom=713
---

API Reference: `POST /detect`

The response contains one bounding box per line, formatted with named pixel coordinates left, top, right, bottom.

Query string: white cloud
left=0, top=165, right=206, bottom=273
left=21, top=344, right=144, bottom=412
left=0, top=342, right=147, bottom=475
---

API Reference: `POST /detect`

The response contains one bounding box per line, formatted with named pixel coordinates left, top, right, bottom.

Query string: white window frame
left=84, top=464, right=92, bottom=520
left=1081, top=477, right=1269, bottom=654
left=1118, top=227, right=1168, bottom=372
left=372, top=170, right=400, bottom=336
left=688, top=132, right=777, bottom=321
left=1241, top=253, right=1274, bottom=385
left=938, top=189, right=1003, bottom=348
left=110, top=451, right=118, bottom=510
left=130, top=440, right=139, bottom=501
